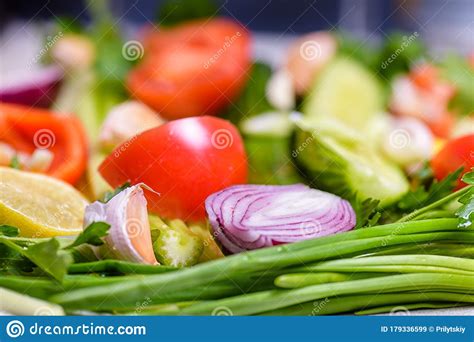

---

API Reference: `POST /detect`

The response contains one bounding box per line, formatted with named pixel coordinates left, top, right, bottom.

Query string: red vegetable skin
left=0, top=102, right=88, bottom=184
left=99, top=116, right=248, bottom=220
left=431, top=134, right=474, bottom=189
left=127, top=18, right=251, bottom=119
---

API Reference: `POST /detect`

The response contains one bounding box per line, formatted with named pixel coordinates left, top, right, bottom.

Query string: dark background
left=1, top=0, right=472, bottom=53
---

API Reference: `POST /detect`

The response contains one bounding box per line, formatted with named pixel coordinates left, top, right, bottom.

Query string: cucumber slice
left=293, top=116, right=409, bottom=206
left=150, top=216, right=203, bottom=267
left=303, top=57, right=383, bottom=129
left=240, top=112, right=301, bottom=185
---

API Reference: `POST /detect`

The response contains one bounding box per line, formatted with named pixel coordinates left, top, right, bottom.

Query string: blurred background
left=1, top=0, right=473, bottom=60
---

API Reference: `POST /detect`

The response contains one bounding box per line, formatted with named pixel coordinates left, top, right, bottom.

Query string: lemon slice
left=0, top=167, right=88, bottom=237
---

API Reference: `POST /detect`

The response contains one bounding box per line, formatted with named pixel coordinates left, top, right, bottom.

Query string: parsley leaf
left=398, top=167, right=462, bottom=211
left=348, top=193, right=382, bottom=228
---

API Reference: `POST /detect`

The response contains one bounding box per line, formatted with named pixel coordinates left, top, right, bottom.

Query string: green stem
left=298, top=255, right=474, bottom=273
left=259, top=292, right=474, bottom=315
left=51, top=230, right=473, bottom=310
left=179, top=273, right=474, bottom=315
left=275, top=272, right=375, bottom=288
left=397, top=186, right=472, bottom=223
left=68, top=260, right=178, bottom=275
left=355, top=302, right=468, bottom=315
left=356, top=243, right=474, bottom=258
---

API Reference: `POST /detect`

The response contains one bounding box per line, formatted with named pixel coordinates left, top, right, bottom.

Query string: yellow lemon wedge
left=0, top=167, right=88, bottom=237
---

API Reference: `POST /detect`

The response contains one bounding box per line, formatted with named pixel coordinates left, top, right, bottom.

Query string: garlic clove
left=84, top=184, right=158, bottom=264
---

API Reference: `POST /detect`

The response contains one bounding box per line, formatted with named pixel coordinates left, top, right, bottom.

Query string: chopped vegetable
left=381, top=117, right=434, bottom=167
left=265, top=69, right=295, bottom=111
left=99, top=116, right=248, bottom=220
left=0, top=167, right=88, bottom=237
left=431, top=134, right=474, bottom=189
left=293, top=116, right=409, bottom=206
left=205, top=184, right=355, bottom=253
left=0, top=287, right=64, bottom=315
left=128, top=18, right=251, bottom=119
left=240, top=112, right=300, bottom=185
left=98, top=101, right=164, bottom=151
left=0, top=103, right=88, bottom=184
left=83, top=184, right=157, bottom=264
left=0, top=22, right=63, bottom=107
left=303, top=57, right=384, bottom=129
left=150, top=217, right=203, bottom=267
left=285, top=31, right=337, bottom=94
left=390, top=63, right=456, bottom=138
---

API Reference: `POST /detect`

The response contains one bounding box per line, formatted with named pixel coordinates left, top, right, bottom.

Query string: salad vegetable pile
left=0, top=0, right=473, bottom=316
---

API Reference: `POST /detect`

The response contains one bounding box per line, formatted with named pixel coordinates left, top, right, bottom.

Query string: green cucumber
left=240, top=112, right=301, bottom=185
left=293, top=116, right=409, bottom=206
left=303, top=57, right=383, bottom=129
left=150, top=216, right=203, bottom=267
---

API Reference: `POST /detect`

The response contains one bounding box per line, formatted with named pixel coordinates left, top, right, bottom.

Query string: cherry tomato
left=127, top=18, right=251, bottom=119
left=431, top=134, right=474, bottom=189
left=99, top=116, right=248, bottom=220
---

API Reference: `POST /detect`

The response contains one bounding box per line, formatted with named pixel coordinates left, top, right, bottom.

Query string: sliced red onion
left=0, top=22, right=63, bottom=107
left=205, top=184, right=356, bottom=253
left=0, top=65, right=62, bottom=107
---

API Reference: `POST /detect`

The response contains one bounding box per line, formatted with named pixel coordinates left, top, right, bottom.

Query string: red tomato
left=431, top=134, right=474, bottom=189
left=127, top=18, right=251, bottom=119
left=99, top=116, right=248, bottom=220
left=0, top=102, right=88, bottom=184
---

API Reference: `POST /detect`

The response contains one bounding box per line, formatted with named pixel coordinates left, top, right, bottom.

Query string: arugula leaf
left=65, top=222, right=110, bottom=249
left=398, top=167, right=462, bottom=211
left=24, top=239, right=73, bottom=281
left=0, top=225, right=19, bottom=237
left=0, top=238, right=72, bottom=281
left=158, top=0, right=218, bottom=27
left=101, top=182, right=131, bottom=203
